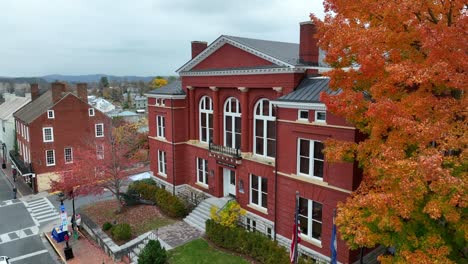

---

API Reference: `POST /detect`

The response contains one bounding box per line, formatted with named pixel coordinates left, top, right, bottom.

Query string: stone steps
left=183, top=197, right=232, bottom=232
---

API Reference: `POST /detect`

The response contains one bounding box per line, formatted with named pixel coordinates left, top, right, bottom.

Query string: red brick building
left=146, top=22, right=368, bottom=263
left=11, top=82, right=110, bottom=192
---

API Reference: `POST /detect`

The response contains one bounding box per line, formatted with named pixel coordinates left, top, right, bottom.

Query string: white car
left=0, top=256, right=10, bottom=264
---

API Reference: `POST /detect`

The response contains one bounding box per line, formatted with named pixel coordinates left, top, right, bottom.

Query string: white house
left=87, top=96, right=116, bottom=113
left=0, top=93, right=31, bottom=158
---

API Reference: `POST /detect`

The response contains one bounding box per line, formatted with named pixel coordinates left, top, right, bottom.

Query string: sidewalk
left=0, top=162, right=34, bottom=197
left=45, top=230, right=123, bottom=264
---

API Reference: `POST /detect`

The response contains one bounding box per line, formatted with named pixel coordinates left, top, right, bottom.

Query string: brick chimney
left=191, top=41, right=208, bottom=59
left=76, top=83, right=88, bottom=101
left=51, top=82, right=66, bottom=103
left=299, top=21, right=319, bottom=65
left=30, top=84, right=40, bottom=101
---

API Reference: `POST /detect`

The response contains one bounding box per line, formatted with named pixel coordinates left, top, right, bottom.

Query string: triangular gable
left=176, top=36, right=295, bottom=73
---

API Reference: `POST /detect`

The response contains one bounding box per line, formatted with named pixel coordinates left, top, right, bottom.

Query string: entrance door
left=223, top=168, right=236, bottom=197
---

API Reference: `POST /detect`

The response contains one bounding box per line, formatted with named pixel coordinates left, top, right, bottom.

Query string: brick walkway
left=156, top=221, right=203, bottom=248
left=0, top=162, right=34, bottom=197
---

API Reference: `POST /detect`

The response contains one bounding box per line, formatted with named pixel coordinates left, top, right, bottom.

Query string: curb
left=43, top=232, right=66, bottom=264
left=1, top=169, right=23, bottom=198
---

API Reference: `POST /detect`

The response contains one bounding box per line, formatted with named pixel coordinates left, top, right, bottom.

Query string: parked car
left=0, top=256, right=10, bottom=264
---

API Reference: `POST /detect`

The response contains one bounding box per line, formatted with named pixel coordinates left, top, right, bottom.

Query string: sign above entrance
left=216, top=160, right=236, bottom=169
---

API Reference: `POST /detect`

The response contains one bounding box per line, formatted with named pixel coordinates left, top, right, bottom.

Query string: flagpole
left=331, top=208, right=338, bottom=264
left=294, top=191, right=299, bottom=264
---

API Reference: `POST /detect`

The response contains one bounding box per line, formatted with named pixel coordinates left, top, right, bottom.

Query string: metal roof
left=277, top=77, right=341, bottom=103
left=0, top=96, right=31, bottom=120
left=146, top=80, right=185, bottom=95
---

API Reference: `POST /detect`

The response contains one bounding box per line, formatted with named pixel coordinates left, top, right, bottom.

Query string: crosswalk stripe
left=26, top=199, right=46, bottom=205
left=9, top=249, right=49, bottom=262
left=35, top=212, right=59, bottom=220
left=31, top=209, right=56, bottom=217
left=28, top=204, right=49, bottom=210
left=38, top=215, right=60, bottom=223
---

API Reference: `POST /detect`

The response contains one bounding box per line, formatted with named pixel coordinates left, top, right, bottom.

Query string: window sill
left=46, top=164, right=55, bottom=167
left=312, top=121, right=327, bottom=125
left=157, top=172, right=167, bottom=178
left=245, top=154, right=275, bottom=167
left=296, top=119, right=309, bottom=123
left=299, top=234, right=322, bottom=248
left=247, top=204, right=268, bottom=215
left=195, top=182, right=209, bottom=189
left=297, top=173, right=323, bottom=182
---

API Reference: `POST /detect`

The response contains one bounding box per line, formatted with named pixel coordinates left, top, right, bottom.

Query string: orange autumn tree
left=311, top=1, right=467, bottom=263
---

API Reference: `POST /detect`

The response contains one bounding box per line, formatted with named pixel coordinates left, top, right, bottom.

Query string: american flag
left=290, top=192, right=301, bottom=263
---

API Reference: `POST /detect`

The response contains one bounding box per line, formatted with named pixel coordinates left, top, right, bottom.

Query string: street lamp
left=1, top=143, right=6, bottom=169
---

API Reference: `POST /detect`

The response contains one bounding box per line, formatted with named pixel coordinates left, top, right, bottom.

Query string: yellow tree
left=312, top=1, right=467, bottom=263
left=150, top=77, right=168, bottom=89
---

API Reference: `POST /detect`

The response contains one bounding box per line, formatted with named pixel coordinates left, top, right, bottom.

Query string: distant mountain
left=41, top=74, right=155, bottom=83
left=0, top=77, right=49, bottom=86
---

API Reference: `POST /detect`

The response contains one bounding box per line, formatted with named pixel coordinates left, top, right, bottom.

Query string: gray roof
left=0, top=96, right=31, bottom=120
left=224, top=35, right=303, bottom=66
left=277, top=77, right=340, bottom=103
left=146, top=80, right=185, bottom=95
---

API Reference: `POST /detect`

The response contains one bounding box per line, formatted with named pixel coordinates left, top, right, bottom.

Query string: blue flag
left=330, top=219, right=337, bottom=264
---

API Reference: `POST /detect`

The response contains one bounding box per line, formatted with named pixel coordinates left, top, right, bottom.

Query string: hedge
left=128, top=181, right=187, bottom=218
left=206, top=219, right=290, bottom=264
left=111, top=223, right=132, bottom=241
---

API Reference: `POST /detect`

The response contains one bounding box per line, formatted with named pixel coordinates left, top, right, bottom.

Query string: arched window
left=253, top=99, right=276, bottom=158
left=224, top=97, right=241, bottom=149
left=199, top=96, right=213, bottom=143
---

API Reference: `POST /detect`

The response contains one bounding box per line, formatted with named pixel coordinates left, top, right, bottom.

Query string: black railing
left=9, top=150, right=32, bottom=175
left=209, top=141, right=242, bottom=159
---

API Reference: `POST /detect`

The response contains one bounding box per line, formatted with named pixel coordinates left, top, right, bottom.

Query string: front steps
left=183, top=197, right=232, bottom=232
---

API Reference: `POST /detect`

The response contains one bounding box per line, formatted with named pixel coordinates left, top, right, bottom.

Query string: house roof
left=108, top=110, right=138, bottom=117
left=0, top=96, right=31, bottom=120
left=146, top=80, right=185, bottom=96
left=277, top=77, right=340, bottom=103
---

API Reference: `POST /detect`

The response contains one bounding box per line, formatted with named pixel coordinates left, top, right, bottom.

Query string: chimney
left=76, top=83, right=88, bottom=101
left=191, top=41, right=208, bottom=59
left=30, top=84, right=40, bottom=101
left=299, top=21, right=319, bottom=65
left=51, top=82, right=65, bottom=103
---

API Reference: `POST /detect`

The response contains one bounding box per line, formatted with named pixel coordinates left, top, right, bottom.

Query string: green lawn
left=168, top=239, right=249, bottom=264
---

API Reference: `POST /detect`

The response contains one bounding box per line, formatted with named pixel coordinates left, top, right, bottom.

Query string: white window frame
left=47, top=110, right=55, bottom=119
left=95, top=123, right=104, bottom=137
left=253, top=99, right=276, bottom=158
left=46, top=149, right=55, bottom=166
left=26, top=126, right=29, bottom=142
left=223, top=97, right=241, bottom=149
left=249, top=174, right=268, bottom=209
left=298, top=110, right=309, bottom=121
left=246, top=217, right=257, bottom=232
left=89, top=108, right=95, bottom=117
left=297, top=138, right=324, bottom=180
left=315, top=111, right=326, bottom=123
left=42, top=127, right=54, bottom=142
left=96, top=144, right=104, bottom=160
left=20, top=123, right=24, bottom=137
left=199, top=96, right=213, bottom=144
left=299, top=198, right=323, bottom=242
left=156, top=116, right=166, bottom=138
left=158, top=150, right=167, bottom=176
left=161, top=99, right=165, bottom=106
left=64, top=147, right=73, bottom=164
left=196, top=158, right=209, bottom=186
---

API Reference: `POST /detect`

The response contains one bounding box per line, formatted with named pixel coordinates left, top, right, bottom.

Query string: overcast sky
left=0, top=0, right=324, bottom=77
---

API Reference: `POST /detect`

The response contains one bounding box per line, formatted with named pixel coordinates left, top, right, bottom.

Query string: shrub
left=138, top=239, right=167, bottom=264
left=210, top=201, right=246, bottom=228
left=206, top=219, right=290, bottom=264
left=102, top=222, right=113, bottom=231
left=111, top=223, right=132, bottom=241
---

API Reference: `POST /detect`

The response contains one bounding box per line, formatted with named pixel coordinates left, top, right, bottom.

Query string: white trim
left=315, top=111, right=327, bottom=123
left=199, top=96, right=213, bottom=144
left=95, top=123, right=104, bottom=137
left=298, top=198, right=323, bottom=242
left=156, top=115, right=166, bottom=138
left=42, top=127, right=54, bottom=142
left=88, top=108, right=95, bottom=117
left=249, top=174, right=268, bottom=209
left=64, top=147, right=73, bottom=164
left=298, top=109, right=309, bottom=121
left=297, top=138, right=324, bottom=180
left=196, top=157, right=209, bottom=185
left=158, top=150, right=167, bottom=176
left=180, top=67, right=305, bottom=76
left=145, top=93, right=186, bottom=100
left=177, top=36, right=295, bottom=73
left=96, top=144, right=104, bottom=160
left=271, top=100, right=327, bottom=111
left=45, top=149, right=55, bottom=166
left=47, top=110, right=54, bottom=119
left=223, top=97, right=241, bottom=149
left=253, top=99, right=276, bottom=158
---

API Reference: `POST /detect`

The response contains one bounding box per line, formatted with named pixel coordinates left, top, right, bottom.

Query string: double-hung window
left=224, top=97, right=241, bottom=149
left=158, top=150, right=167, bottom=176
left=96, top=144, right=104, bottom=160
left=46, top=149, right=55, bottom=166
left=253, top=99, right=276, bottom=158
left=297, top=139, right=324, bottom=179
left=250, top=174, right=268, bottom=209
left=47, top=110, right=55, bottom=119
left=64, top=147, right=73, bottom=164
left=199, top=96, right=213, bottom=143
left=299, top=198, right=323, bottom=241
left=157, top=116, right=166, bottom=138
left=95, top=123, right=104, bottom=137
left=43, top=127, right=54, bottom=142
left=197, top=158, right=208, bottom=186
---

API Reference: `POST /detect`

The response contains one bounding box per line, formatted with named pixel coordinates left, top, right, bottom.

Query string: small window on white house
left=315, top=111, right=326, bottom=123
left=46, top=149, right=55, bottom=166
left=89, top=108, right=95, bottom=116
left=298, top=110, right=309, bottom=121
left=96, top=144, right=104, bottom=160
left=95, top=123, right=104, bottom=137
left=47, top=110, right=55, bottom=119
left=64, top=147, right=73, bottom=163
left=43, top=127, right=54, bottom=142
left=158, top=150, right=167, bottom=176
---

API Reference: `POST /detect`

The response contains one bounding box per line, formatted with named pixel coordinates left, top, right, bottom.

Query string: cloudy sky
left=0, top=0, right=324, bottom=77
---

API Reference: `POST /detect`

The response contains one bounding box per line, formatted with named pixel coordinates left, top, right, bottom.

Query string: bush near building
left=128, top=180, right=188, bottom=218
left=138, top=239, right=167, bottom=264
